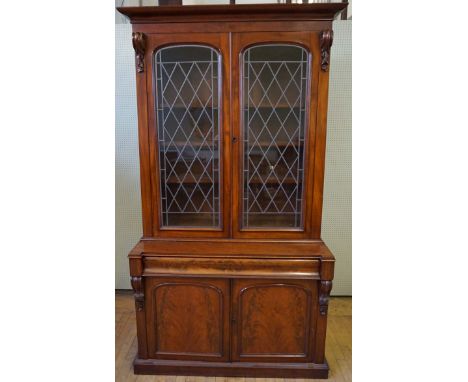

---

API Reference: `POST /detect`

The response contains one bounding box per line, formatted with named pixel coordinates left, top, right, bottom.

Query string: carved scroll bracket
left=132, top=32, right=146, bottom=73
left=319, top=280, right=333, bottom=316
left=131, top=276, right=144, bottom=311
left=320, top=30, right=333, bottom=72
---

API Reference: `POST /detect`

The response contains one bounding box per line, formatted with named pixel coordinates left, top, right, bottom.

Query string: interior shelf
left=158, top=104, right=218, bottom=109
left=157, top=104, right=302, bottom=110
left=161, top=141, right=299, bottom=149
left=243, top=214, right=301, bottom=228
left=243, top=105, right=304, bottom=109
left=165, top=176, right=299, bottom=185
left=162, top=213, right=220, bottom=228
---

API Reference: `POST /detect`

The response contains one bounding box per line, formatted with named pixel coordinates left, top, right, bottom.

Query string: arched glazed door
left=232, top=32, right=321, bottom=239
left=144, top=33, right=231, bottom=238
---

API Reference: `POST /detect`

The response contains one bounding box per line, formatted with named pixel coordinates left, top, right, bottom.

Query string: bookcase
left=117, top=2, right=347, bottom=378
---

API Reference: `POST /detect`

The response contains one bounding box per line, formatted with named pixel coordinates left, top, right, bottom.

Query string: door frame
left=144, top=33, right=231, bottom=238
left=231, top=31, right=322, bottom=239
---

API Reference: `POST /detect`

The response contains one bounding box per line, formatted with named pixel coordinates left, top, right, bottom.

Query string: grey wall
left=115, top=25, right=142, bottom=289
left=115, top=21, right=351, bottom=295
left=322, top=21, right=352, bottom=295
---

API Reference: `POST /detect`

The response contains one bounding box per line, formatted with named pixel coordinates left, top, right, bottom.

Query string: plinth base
left=134, top=357, right=330, bottom=379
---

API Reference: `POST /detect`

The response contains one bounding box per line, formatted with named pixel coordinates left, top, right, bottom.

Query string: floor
left=116, top=292, right=352, bottom=382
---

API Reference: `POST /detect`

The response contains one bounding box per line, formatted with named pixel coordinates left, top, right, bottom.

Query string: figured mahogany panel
left=232, top=279, right=317, bottom=362
left=145, top=277, right=230, bottom=361
left=143, top=256, right=320, bottom=279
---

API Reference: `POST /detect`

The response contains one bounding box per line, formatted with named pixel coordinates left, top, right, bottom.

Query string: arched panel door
left=231, top=278, right=318, bottom=362
left=144, top=33, right=231, bottom=238
left=145, top=277, right=230, bottom=362
left=232, top=32, right=321, bottom=239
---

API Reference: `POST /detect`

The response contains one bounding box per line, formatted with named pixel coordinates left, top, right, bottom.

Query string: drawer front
left=143, top=256, right=320, bottom=279
left=231, top=278, right=318, bottom=363
left=145, top=277, right=230, bottom=362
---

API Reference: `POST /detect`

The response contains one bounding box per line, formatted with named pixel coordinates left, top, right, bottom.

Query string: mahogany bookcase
left=117, top=2, right=347, bottom=378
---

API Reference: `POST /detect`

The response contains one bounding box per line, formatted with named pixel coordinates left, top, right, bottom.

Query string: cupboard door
left=232, top=32, right=321, bottom=239
left=145, top=277, right=230, bottom=361
left=232, top=279, right=318, bottom=363
left=145, top=34, right=231, bottom=237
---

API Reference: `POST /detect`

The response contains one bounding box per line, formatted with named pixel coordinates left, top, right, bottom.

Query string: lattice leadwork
left=155, top=45, right=220, bottom=227
left=242, top=44, right=309, bottom=228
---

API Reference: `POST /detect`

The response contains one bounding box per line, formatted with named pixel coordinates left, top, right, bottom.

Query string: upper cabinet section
left=154, top=45, right=221, bottom=229
left=119, top=4, right=345, bottom=239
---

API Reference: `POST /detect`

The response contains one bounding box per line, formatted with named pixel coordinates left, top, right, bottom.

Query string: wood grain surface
left=116, top=3, right=348, bottom=378
left=145, top=278, right=230, bottom=361
left=116, top=292, right=351, bottom=382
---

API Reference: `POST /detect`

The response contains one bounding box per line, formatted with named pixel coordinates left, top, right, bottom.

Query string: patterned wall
left=115, top=21, right=352, bottom=295
left=322, top=21, right=352, bottom=295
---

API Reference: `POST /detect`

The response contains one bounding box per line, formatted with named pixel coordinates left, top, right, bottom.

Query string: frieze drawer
left=143, top=256, right=320, bottom=279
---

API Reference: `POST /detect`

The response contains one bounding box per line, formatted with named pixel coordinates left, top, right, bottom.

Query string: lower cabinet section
left=143, top=277, right=319, bottom=365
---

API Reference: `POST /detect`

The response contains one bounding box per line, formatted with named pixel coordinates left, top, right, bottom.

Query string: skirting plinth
left=133, top=357, right=330, bottom=379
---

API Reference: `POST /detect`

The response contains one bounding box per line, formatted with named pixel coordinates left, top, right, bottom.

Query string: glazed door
left=145, top=33, right=231, bottom=238
left=232, top=32, right=321, bottom=239
left=231, top=279, right=318, bottom=362
left=145, top=277, right=230, bottom=361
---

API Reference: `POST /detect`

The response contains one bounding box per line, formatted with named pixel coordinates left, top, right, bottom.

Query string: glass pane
left=242, top=44, right=309, bottom=228
left=155, top=45, right=221, bottom=228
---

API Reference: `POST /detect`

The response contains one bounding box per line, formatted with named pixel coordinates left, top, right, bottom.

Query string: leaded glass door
left=147, top=34, right=231, bottom=237
left=232, top=32, right=320, bottom=239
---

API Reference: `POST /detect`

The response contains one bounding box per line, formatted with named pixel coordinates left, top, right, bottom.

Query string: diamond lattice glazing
left=242, top=44, right=309, bottom=228
left=155, top=45, right=220, bottom=227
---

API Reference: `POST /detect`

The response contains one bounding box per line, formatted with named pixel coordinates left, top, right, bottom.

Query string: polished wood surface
left=117, top=2, right=346, bottom=377
left=232, top=279, right=317, bottom=363
left=130, top=20, right=331, bottom=34
left=117, top=3, right=347, bottom=24
left=143, top=256, right=320, bottom=279
left=137, top=238, right=334, bottom=258
left=116, top=292, right=351, bottom=381
left=145, top=277, right=230, bottom=361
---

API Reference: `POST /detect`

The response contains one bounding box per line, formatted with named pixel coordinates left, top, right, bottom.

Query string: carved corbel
left=131, top=276, right=144, bottom=311
left=319, top=280, right=333, bottom=316
left=132, top=32, right=146, bottom=73
left=319, top=30, right=333, bottom=72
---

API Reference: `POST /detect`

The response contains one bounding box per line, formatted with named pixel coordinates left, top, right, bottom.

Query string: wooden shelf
left=166, top=175, right=215, bottom=184
left=244, top=214, right=299, bottom=228
left=163, top=141, right=218, bottom=148
left=249, top=140, right=301, bottom=147
left=248, top=177, right=298, bottom=185
left=164, top=213, right=219, bottom=227
left=243, top=104, right=303, bottom=109
left=165, top=175, right=298, bottom=185
left=157, top=104, right=301, bottom=110
left=159, top=104, right=218, bottom=109
left=162, top=141, right=300, bottom=148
